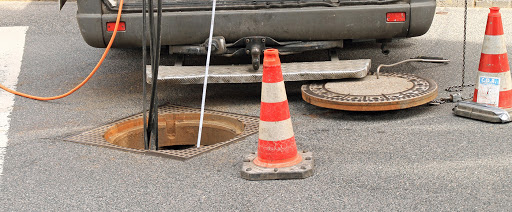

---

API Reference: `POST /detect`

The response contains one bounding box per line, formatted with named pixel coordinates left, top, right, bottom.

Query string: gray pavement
left=1, top=2, right=512, bottom=211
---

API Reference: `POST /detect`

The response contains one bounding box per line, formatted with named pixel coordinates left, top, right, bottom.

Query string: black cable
left=146, top=0, right=156, bottom=148
left=146, top=0, right=163, bottom=150
left=151, top=0, right=163, bottom=150
left=142, top=0, right=149, bottom=150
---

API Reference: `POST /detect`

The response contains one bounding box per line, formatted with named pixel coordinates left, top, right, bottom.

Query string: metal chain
left=432, top=0, right=474, bottom=105
left=446, top=0, right=474, bottom=93
left=429, top=93, right=473, bottom=105
left=461, top=0, right=468, bottom=88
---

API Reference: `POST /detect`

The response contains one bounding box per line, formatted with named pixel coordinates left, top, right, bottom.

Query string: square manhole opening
left=65, top=104, right=259, bottom=160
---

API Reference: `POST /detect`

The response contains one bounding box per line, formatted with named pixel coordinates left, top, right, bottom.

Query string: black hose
left=146, top=0, right=157, bottom=150
left=152, top=0, right=163, bottom=150
left=145, top=0, right=154, bottom=149
left=145, top=0, right=163, bottom=150
left=142, top=0, right=149, bottom=150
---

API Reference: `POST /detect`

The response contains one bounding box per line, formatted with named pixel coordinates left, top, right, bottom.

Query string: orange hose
left=0, top=0, right=124, bottom=101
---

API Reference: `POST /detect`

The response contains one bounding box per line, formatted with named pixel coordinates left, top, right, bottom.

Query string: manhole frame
left=64, top=104, right=259, bottom=160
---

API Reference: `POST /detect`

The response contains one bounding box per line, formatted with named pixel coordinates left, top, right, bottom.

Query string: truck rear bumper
left=77, top=1, right=436, bottom=48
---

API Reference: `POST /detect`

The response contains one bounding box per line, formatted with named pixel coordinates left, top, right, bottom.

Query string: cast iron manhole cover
left=65, top=104, right=259, bottom=160
left=301, top=73, right=438, bottom=111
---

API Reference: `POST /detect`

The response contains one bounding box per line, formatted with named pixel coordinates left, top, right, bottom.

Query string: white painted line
left=0, top=26, right=28, bottom=177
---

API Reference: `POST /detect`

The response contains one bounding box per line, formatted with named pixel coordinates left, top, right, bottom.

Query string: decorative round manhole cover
left=301, top=73, right=438, bottom=111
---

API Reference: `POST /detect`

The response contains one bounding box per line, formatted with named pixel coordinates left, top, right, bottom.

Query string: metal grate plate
left=65, top=104, right=259, bottom=160
left=147, top=59, right=370, bottom=84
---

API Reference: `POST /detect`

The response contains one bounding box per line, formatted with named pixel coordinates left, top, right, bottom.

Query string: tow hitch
left=168, top=36, right=343, bottom=70
left=244, top=37, right=266, bottom=70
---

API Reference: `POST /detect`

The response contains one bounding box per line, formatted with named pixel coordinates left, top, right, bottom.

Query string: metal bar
left=196, top=0, right=217, bottom=148
left=376, top=58, right=449, bottom=79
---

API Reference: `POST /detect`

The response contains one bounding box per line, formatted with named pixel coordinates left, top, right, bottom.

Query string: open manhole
left=104, top=113, right=245, bottom=150
left=65, top=105, right=259, bottom=160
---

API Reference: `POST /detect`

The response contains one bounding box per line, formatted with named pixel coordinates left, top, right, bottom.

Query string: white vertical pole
left=197, top=0, right=217, bottom=148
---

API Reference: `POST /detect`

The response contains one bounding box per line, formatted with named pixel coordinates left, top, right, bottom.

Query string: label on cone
left=477, top=76, right=500, bottom=107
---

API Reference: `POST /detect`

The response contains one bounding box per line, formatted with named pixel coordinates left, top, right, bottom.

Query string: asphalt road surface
left=1, top=2, right=512, bottom=211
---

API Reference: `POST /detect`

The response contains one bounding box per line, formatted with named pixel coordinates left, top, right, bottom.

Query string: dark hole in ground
left=104, top=113, right=245, bottom=150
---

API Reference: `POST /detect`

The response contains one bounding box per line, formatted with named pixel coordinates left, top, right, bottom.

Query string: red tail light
left=386, top=13, right=406, bottom=22
left=106, top=22, right=126, bottom=32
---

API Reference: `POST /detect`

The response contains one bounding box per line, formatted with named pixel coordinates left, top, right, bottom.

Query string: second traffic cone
left=254, top=49, right=301, bottom=168
left=474, top=7, right=512, bottom=108
left=241, top=49, right=314, bottom=180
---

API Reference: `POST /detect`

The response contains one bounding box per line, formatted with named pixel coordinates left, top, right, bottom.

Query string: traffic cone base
left=241, top=151, right=314, bottom=181
left=253, top=151, right=302, bottom=168
left=241, top=49, right=314, bottom=180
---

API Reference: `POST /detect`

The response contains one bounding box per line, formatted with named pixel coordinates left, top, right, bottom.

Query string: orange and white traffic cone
left=454, top=7, right=512, bottom=123
left=241, top=49, right=314, bottom=180
left=474, top=7, right=512, bottom=108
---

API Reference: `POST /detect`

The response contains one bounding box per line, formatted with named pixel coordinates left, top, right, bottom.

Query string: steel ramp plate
left=146, top=59, right=370, bottom=84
